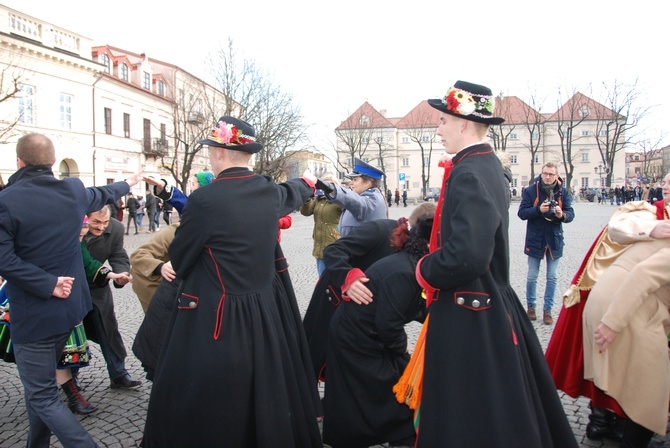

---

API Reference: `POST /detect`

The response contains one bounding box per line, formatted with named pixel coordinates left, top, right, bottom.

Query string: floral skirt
left=57, top=323, right=91, bottom=369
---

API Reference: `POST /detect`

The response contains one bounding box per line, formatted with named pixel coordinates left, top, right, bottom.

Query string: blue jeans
left=316, top=258, right=326, bottom=277
left=13, top=332, right=98, bottom=448
left=136, top=213, right=144, bottom=230
left=525, top=254, right=560, bottom=311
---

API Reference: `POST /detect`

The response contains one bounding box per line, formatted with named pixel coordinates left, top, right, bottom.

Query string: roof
left=336, top=101, right=395, bottom=130
left=395, top=100, right=441, bottom=129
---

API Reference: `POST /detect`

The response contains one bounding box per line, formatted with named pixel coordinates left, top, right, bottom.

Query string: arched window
left=99, top=53, right=111, bottom=74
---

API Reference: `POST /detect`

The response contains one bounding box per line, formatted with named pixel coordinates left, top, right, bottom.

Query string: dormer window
left=100, top=53, right=111, bottom=74
left=579, top=105, right=590, bottom=117
left=360, top=115, right=370, bottom=126
left=157, top=80, right=164, bottom=96
left=120, top=63, right=128, bottom=81
left=142, top=72, right=150, bottom=89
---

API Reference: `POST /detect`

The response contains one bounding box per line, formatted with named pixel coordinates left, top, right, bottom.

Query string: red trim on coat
left=205, top=246, right=227, bottom=341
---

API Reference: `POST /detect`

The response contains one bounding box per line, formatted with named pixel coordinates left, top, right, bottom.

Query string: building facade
left=0, top=5, right=231, bottom=193
left=335, top=94, right=628, bottom=201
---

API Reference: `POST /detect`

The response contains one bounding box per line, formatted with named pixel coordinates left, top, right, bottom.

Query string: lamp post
left=594, top=163, right=610, bottom=189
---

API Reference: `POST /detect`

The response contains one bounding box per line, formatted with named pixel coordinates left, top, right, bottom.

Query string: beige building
left=335, top=93, right=627, bottom=200
left=0, top=5, right=232, bottom=193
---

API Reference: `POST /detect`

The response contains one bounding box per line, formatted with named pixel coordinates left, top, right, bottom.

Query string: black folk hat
left=345, top=158, right=385, bottom=180
left=198, top=116, right=263, bottom=154
left=428, top=80, right=504, bottom=125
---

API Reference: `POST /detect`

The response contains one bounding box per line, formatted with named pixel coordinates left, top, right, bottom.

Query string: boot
left=527, top=306, right=536, bottom=321
left=543, top=309, right=554, bottom=325
left=61, top=378, right=96, bottom=415
left=620, top=419, right=654, bottom=448
left=586, top=405, right=616, bottom=440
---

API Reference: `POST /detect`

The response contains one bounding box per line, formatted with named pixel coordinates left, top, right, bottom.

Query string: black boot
left=586, top=404, right=616, bottom=440
left=61, top=378, right=96, bottom=415
left=620, top=419, right=654, bottom=448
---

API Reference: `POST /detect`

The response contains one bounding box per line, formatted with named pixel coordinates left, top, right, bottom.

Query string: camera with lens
left=546, top=199, right=558, bottom=214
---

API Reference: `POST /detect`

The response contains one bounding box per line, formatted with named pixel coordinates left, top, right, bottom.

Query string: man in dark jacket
left=145, top=189, right=157, bottom=233
left=83, top=206, right=141, bottom=388
left=0, top=133, right=138, bottom=447
left=124, top=192, right=139, bottom=235
left=518, top=162, right=575, bottom=325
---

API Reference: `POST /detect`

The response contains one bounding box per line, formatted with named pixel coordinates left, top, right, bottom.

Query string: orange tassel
left=393, top=313, right=429, bottom=410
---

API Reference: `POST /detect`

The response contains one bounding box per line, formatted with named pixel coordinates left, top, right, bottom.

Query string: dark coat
left=145, top=192, right=157, bottom=213
left=143, top=167, right=322, bottom=448
left=83, top=218, right=130, bottom=360
left=125, top=196, right=139, bottom=215
left=416, top=144, right=577, bottom=447
left=0, top=165, right=128, bottom=344
left=322, top=251, right=424, bottom=448
left=303, top=218, right=400, bottom=381
left=518, top=175, right=575, bottom=259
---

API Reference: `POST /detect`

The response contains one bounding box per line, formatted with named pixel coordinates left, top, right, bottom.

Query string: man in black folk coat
left=142, top=116, right=322, bottom=448
left=414, top=81, right=578, bottom=447
left=83, top=205, right=141, bottom=388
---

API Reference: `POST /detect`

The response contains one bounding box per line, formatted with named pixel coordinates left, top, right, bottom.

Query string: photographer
left=518, top=162, right=575, bottom=325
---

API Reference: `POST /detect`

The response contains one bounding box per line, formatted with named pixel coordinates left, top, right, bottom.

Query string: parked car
left=423, top=192, right=440, bottom=202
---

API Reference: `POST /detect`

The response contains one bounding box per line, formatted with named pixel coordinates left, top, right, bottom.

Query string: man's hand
left=161, top=261, right=176, bottom=282
left=112, top=272, right=132, bottom=286
left=126, top=170, right=144, bottom=188
left=554, top=205, right=563, bottom=219
left=539, top=201, right=550, bottom=213
left=302, top=170, right=317, bottom=184
left=594, top=322, right=618, bottom=352
left=53, top=276, right=75, bottom=299
left=344, top=277, right=373, bottom=305
left=650, top=220, right=670, bottom=239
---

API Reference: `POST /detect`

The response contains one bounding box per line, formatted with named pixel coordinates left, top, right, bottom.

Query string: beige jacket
left=130, top=223, right=178, bottom=312
left=583, top=207, right=670, bottom=434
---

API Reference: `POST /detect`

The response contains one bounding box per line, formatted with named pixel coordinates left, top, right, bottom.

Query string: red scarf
left=426, top=159, right=453, bottom=306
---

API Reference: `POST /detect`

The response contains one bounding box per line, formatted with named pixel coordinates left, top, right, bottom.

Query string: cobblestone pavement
left=1, top=201, right=668, bottom=447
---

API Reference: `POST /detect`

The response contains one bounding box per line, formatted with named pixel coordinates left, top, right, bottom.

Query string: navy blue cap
left=345, top=158, right=384, bottom=180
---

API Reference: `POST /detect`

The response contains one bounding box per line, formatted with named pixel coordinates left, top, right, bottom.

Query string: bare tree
left=0, top=60, right=29, bottom=143
left=399, top=102, right=439, bottom=196
left=634, top=131, right=666, bottom=184
left=335, top=113, right=376, bottom=171
left=207, top=39, right=306, bottom=181
left=369, top=133, right=396, bottom=194
left=159, top=75, right=224, bottom=191
left=519, top=92, right=546, bottom=181
left=488, top=94, right=517, bottom=153
left=593, top=79, right=650, bottom=186
left=552, top=87, right=591, bottom=190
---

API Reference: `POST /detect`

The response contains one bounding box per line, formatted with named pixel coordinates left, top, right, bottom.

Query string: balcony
left=187, top=112, right=205, bottom=124
left=143, top=138, right=170, bottom=157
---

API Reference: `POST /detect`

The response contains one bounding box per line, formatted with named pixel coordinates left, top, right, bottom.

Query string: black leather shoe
left=110, top=374, right=141, bottom=389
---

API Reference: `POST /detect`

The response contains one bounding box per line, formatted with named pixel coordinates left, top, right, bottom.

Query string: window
left=581, top=130, right=589, bottom=137
left=581, top=177, right=589, bottom=189
left=634, top=155, right=640, bottom=161
left=160, top=123, right=166, bottom=141
left=143, top=118, right=151, bottom=152
left=579, top=105, right=590, bottom=117
left=423, top=156, right=430, bottom=166
left=142, top=72, right=150, bottom=89
left=511, top=179, right=518, bottom=188
left=531, top=132, right=539, bottom=139
left=421, top=135, right=430, bottom=143
left=509, top=133, right=518, bottom=140
left=123, top=113, right=130, bottom=138
left=581, top=152, right=589, bottom=162
left=99, top=53, right=111, bottom=74
left=401, top=136, right=409, bottom=144
left=157, top=80, right=164, bottom=96
left=510, top=155, right=518, bottom=164
left=120, top=63, right=128, bottom=81
left=375, top=136, right=384, bottom=144
left=361, top=137, right=369, bottom=144
left=599, top=130, right=607, bottom=137
left=60, top=93, right=72, bottom=130
left=18, top=84, right=35, bottom=125
left=359, top=115, right=369, bottom=126
left=402, top=157, right=409, bottom=166
left=104, top=107, right=112, bottom=134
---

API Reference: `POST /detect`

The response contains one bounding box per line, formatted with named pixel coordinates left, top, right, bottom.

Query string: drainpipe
left=91, top=73, right=103, bottom=186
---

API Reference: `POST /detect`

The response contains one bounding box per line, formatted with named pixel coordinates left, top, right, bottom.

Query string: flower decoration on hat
left=442, top=86, right=496, bottom=119
left=209, top=120, right=256, bottom=146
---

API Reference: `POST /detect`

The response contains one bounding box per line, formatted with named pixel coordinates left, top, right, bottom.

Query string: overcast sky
left=6, top=0, right=667, bottom=150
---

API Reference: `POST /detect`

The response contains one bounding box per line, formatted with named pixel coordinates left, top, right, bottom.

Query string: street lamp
left=594, top=163, right=610, bottom=188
